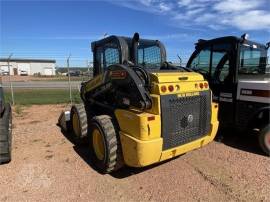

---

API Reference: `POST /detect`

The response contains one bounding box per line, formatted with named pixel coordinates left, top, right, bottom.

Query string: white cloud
left=186, top=8, right=205, bottom=16
left=178, top=0, right=192, bottom=7
left=213, top=0, right=262, bottom=13
left=230, top=10, right=270, bottom=30
left=108, top=0, right=270, bottom=31
left=159, top=2, right=172, bottom=12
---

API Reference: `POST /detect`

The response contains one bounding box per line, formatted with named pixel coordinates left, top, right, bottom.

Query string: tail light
left=204, top=82, right=208, bottom=88
left=168, top=85, right=174, bottom=92
left=161, top=85, right=167, bottom=93
left=199, top=83, right=204, bottom=89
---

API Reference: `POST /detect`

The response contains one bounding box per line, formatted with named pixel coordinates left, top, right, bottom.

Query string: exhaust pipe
left=131, top=32, right=140, bottom=65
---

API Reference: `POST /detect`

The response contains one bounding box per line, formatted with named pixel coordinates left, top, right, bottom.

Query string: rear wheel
left=89, top=115, right=123, bottom=173
left=258, top=124, right=270, bottom=156
left=0, top=104, right=12, bottom=164
left=70, top=104, right=88, bottom=144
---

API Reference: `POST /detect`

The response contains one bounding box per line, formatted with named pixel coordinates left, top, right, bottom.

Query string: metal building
left=0, top=58, right=56, bottom=76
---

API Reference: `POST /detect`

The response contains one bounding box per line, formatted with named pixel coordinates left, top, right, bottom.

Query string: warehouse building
left=0, top=58, right=56, bottom=76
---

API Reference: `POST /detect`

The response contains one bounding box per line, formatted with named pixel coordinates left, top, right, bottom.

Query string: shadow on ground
left=57, top=123, right=176, bottom=178
left=215, top=128, right=266, bottom=156
left=58, top=123, right=267, bottom=178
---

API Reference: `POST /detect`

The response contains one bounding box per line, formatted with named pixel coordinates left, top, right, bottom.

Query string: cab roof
left=195, top=36, right=266, bottom=50
left=91, top=35, right=164, bottom=51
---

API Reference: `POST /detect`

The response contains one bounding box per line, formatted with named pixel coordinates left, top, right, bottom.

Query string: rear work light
left=147, top=116, right=155, bottom=121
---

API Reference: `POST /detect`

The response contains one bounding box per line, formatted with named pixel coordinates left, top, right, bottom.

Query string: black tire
left=258, top=124, right=270, bottom=156
left=0, top=104, right=12, bottom=164
left=89, top=115, right=123, bottom=173
left=70, top=104, right=88, bottom=144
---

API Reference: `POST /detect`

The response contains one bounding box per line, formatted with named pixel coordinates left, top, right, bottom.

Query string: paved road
left=2, top=81, right=82, bottom=89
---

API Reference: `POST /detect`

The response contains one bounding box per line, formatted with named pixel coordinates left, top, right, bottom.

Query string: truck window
left=189, top=46, right=211, bottom=74
left=239, top=45, right=267, bottom=74
left=211, top=44, right=231, bottom=84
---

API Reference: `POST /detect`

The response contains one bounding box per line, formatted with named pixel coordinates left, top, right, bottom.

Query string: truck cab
left=186, top=35, right=270, bottom=155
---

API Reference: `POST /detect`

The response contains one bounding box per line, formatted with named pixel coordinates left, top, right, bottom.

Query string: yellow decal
left=177, top=92, right=200, bottom=97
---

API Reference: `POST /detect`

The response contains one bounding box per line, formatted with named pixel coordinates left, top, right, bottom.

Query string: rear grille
left=161, top=91, right=211, bottom=150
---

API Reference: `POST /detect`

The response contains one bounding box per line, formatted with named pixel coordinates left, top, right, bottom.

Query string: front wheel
left=258, top=124, right=270, bottom=156
left=89, top=115, right=123, bottom=173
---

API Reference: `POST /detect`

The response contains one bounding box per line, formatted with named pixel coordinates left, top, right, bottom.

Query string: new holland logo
left=177, top=92, right=199, bottom=97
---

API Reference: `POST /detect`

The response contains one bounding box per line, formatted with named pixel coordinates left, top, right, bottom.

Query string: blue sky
left=1, top=0, right=270, bottom=67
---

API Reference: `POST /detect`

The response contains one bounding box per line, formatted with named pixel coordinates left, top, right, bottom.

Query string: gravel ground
left=0, top=105, right=269, bottom=202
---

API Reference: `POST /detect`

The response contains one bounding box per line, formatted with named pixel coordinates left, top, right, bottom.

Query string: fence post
left=67, top=54, right=72, bottom=105
left=8, top=54, right=15, bottom=105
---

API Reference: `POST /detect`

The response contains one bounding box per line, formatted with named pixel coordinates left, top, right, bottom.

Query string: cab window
left=239, top=45, right=267, bottom=74
left=95, top=43, right=120, bottom=74
left=104, top=47, right=120, bottom=67
left=138, top=45, right=161, bottom=69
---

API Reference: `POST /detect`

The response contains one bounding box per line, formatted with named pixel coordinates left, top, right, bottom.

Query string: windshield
left=137, top=44, right=162, bottom=70
left=239, top=44, right=267, bottom=74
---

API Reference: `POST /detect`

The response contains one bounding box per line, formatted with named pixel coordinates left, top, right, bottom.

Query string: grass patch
left=4, top=88, right=82, bottom=105
left=31, top=75, right=92, bottom=82
left=14, top=105, right=24, bottom=115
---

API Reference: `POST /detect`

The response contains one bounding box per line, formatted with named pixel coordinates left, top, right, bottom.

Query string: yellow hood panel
left=150, top=72, right=204, bottom=83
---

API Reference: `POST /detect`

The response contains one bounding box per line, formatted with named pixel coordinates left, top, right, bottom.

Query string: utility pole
left=86, top=60, right=89, bottom=77
left=86, top=60, right=89, bottom=72
left=8, top=53, right=14, bottom=105
left=67, top=54, right=72, bottom=105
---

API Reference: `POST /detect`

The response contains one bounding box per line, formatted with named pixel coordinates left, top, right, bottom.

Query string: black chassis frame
left=186, top=36, right=270, bottom=130
left=0, top=86, right=5, bottom=116
left=91, top=35, right=167, bottom=77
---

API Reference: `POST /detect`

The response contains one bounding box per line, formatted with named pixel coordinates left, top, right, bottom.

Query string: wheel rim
left=92, top=129, right=105, bottom=161
left=264, top=132, right=270, bottom=150
left=72, top=112, right=81, bottom=137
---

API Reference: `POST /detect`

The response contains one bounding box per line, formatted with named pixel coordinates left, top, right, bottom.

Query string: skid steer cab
left=186, top=34, right=270, bottom=155
left=66, top=33, right=218, bottom=173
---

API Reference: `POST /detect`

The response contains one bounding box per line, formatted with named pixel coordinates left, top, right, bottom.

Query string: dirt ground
left=0, top=105, right=269, bottom=202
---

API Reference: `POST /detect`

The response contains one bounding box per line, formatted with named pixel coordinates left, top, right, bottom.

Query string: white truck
left=186, top=34, right=270, bottom=155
